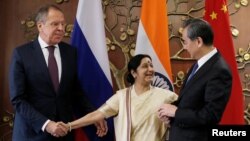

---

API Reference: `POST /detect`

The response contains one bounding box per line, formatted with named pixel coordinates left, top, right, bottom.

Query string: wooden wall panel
left=230, top=4, right=250, bottom=109
left=0, top=0, right=15, bottom=140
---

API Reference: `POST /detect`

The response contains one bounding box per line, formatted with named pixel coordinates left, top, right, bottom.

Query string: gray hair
left=35, top=4, right=63, bottom=23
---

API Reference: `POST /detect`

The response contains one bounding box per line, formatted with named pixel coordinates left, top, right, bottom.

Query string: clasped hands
left=45, top=120, right=108, bottom=137
left=157, top=104, right=177, bottom=125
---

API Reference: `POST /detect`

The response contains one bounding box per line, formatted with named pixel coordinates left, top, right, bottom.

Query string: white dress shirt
left=38, top=36, right=62, bottom=132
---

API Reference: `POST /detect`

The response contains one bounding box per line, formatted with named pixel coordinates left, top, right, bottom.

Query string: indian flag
left=135, top=0, right=174, bottom=91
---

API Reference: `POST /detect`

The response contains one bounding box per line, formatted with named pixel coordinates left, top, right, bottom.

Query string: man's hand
left=158, top=104, right=177, bottom=118
left=94, top=119, right=108, bottom=137
left=57, top=122, right=70, bottom=132
left=158, top=114, right=170, bottom=123
left=45, top=121, right=68, bottom=137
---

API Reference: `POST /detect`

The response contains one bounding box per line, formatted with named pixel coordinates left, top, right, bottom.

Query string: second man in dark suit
left=158, top=18, right=232, bottom=141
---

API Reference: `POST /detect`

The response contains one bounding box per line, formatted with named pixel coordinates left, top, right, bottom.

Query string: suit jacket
left=169, top=52, right=232, bottom=141
left=9, top=39, right=94, bottom=141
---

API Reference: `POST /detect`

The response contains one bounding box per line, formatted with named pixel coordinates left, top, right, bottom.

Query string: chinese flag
left=204, top=0, right=244, bottom=124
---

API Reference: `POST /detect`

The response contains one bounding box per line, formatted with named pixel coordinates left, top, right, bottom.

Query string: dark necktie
left=186, top=62, right=198, bottom=83
left=47, top=46, right=59, bottom=92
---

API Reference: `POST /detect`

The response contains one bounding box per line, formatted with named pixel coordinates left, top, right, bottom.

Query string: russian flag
left=135, top=0, right=174, bottom=91
left=71, top=0, right=114, bottom=140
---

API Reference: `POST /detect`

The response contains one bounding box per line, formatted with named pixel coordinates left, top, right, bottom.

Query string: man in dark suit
left=9, top=4, right=107, bottom=141
left=158, top=18, right=232, bottom=141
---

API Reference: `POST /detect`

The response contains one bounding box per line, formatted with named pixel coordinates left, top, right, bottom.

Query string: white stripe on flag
left=76, top=0, right=112, bottom=84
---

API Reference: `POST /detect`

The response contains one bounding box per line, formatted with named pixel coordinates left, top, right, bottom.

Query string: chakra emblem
left=152, top=72, right=174, bottom=91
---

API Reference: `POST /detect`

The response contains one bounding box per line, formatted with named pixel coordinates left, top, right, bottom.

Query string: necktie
left=47, top=46, right=59, bottom=92
left=186, top=62, right=198, bottom=83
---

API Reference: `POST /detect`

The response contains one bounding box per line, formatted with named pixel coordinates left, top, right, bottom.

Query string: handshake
left=45, top=120, right=108, bottom=138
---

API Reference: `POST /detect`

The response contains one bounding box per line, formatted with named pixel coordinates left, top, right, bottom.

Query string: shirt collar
left=197, top=48, right=217, bottom=68
left=38, top=36, right=59, bottom=49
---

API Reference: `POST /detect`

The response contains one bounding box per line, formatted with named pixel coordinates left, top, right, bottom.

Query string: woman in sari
left=64, top=54, right=178, bottom=141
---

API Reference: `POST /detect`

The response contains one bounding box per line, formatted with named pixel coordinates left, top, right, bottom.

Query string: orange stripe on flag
left=136, top=0, right=173, bottom=91
left=140, top=0, right=172, bottom=78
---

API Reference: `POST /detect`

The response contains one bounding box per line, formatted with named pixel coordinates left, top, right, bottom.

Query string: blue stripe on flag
left=71, top=21, right=112, bottom=107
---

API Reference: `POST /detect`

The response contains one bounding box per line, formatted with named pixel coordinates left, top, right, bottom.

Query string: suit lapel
left=178, top=53, right=220, bottom=100
left=32, top=39, right=56, bottom=93
left=32, top=39, right=52, bottom=83
left=57, top=43, right=69, bottom=95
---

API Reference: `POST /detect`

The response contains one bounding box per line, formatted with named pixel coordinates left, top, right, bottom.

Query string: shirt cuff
left=42, top=119, right=51, bottom=132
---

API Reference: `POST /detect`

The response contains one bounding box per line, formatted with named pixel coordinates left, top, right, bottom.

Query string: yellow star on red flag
left=210, top=11, right=217, bottom=20
left=221, top=4, right=227, bottom=13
